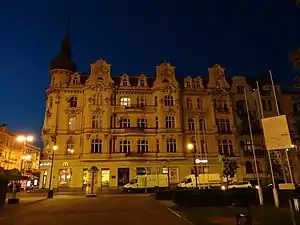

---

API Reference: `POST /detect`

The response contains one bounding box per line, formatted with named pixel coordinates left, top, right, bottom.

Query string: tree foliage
left=219, top=155, right=238, bottom=184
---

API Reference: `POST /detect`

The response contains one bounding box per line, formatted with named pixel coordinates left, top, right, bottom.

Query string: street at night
left=0, top=195, right=190, bottom=225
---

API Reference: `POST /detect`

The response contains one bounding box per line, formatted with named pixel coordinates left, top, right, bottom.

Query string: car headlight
left=255, top=185, right=260, bottom=189
left=221, top=185, right=226, bottom=190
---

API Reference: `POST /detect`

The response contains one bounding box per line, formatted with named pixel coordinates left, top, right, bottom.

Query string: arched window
left=245, top=161, right=254, bottom=174
left=165, top=116, right=175, bottom=129
left=166, top=139, right=176, bottom=153
left=138, top=140, right=149, bottom=153
left=186, top=81, right=192, bottom=88
left=188, top=118, right=195, bottom=131
left=164, top=96, right=174, bottom=106
left=91, top=138, right=102, bottom=153
left=120, top=97, right=131, bottom=106
left=92, top=115, right=102, bottom=129
left=68, top=117, right=76, bottom=131
left=69, top=96, right=77, bottom=107
left=195, top=81, right=201, bottom=89
left=218, top=140, right=233, bottom=156
left=66, top=139, right=75, bottom=154
left=197, top=98, right=204, bottom=110
left=187, top=98, right=193, bottom=109
left=199, top=119, right=206, bottom=131
left=119, top=140, right=130, bottom=153
left=216, top=119, right=231, bottom=133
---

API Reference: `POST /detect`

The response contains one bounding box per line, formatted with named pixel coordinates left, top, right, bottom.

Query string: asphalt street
left=0, top=194, right=191, bottom=225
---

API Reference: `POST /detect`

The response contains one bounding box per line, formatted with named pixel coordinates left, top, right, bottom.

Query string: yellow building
left=0, top=124, right=40, bottom=173
left=39, top=33, right=248, bottom=192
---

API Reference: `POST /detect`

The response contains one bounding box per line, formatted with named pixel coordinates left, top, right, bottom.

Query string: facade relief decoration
left=64, top=108, right=82, bottom=115
left=92, top=107, right=104, bottom=115
left=165, top=108, right=177, bottom=115
left=87, top=58, right=113, bottom=86
left=207, top=64, right=230, bottom=89
left=86, top=133, right=91, bottom=140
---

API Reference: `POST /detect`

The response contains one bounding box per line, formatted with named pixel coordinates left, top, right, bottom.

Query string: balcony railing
left=215, top=107, right=230, bottom=114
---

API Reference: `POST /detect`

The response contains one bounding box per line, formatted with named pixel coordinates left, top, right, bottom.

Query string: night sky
left=1, top=0, right=300, bottom=146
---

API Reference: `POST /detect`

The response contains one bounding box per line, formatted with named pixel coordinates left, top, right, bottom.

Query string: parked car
left=221, top=181, right=253, bottom=190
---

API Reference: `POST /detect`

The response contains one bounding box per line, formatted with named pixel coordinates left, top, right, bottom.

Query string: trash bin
left=236, top=213, right=252, bottom=225
left=47, top=190, right=54, bottom=199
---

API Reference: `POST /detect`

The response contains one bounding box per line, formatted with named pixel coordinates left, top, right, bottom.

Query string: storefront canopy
left=0, top=167, right=30, bottom=181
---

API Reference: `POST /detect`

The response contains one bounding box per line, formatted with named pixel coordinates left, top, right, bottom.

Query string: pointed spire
left=50, top=17, right=77, bottom=72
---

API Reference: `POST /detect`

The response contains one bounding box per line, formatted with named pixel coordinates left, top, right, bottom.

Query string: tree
left=269, top=151, right=289, bottom=182
left=219, top=155, right=238, bottom=186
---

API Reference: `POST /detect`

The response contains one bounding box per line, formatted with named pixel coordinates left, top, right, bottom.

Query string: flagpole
left=269, top=70, right=296, bottom=225
left=255, top=81, right=280, bottom=207
left=269, top=70, right=294, bottom=183
left=244, top=88, right=264, bottom=205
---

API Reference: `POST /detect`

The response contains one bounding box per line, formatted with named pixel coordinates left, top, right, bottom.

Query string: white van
left=123, top=174, right=169, bottom=192
left=177, top=174, right=222, bottom=189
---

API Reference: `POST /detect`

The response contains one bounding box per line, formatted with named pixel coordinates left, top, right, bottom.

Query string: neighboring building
left=0, top=124, right=40, bottom=173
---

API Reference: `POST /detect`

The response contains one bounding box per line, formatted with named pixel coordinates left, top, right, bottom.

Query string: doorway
left=101, top=169, right=110, bottom=187
left=118, top=168, right=129, bottom=186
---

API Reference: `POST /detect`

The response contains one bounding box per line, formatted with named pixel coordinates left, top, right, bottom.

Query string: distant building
left=0, top=124, right=40, bottom=173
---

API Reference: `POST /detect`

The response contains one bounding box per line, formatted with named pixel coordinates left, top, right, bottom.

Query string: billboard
left=261, top=115, right=292, bottom=151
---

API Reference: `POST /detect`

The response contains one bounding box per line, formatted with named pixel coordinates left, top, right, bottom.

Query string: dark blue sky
left=0, top=0, right=300, bottom=146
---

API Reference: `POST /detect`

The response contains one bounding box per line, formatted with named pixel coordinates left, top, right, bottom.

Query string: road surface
left=0, top=194, right=191, bottom=225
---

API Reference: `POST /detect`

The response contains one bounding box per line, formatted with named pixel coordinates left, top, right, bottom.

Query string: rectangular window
left=59, top=169, right=72, bottom=187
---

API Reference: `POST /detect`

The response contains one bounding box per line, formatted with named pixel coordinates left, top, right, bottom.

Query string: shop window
left=58, top=169, right=72, bottom=187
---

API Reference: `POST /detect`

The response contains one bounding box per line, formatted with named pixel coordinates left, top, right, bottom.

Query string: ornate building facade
left=40, top=33, right=278, bottom=191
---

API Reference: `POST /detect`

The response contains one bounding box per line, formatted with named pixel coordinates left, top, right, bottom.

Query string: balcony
left=112, top=127, right=157, bottom=134
left=243, top=149, right=265, bottom=157
left=217, top=130, right=233, bottom=135
left=114, top=105, right=156, bottom=114
left=215, top=107, right=230, bottom=114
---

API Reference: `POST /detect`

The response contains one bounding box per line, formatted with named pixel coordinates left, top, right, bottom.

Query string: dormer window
left=186, top=81, right=192, bottom=88
left=121, top=75, right=130, bottom=87
left=73, top=78, right=79, bottom=85
left=140, top=79, right=145, bottom=86
left=196, top=81, right=201, bottom=89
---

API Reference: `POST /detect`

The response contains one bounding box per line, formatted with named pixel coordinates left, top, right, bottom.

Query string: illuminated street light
left=16, top=134, right=34, bottom=174
left=48, top=144, right=58, bottom=199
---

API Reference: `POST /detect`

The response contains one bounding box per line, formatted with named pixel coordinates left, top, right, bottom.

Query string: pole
left=256, top=81, right=280, bottom=207
left=48, top=150, right=55, bottom=193
left=244, top=88, right=264, bottom=205
left=194, top=154, right=199, bottom=189
left=269, top=71, right=296, bottom=225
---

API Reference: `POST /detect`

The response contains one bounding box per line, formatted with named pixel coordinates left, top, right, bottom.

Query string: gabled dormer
left=70, top=73, right=81, bottom=86
left=86, top=58, right=113, bottom=86
left=207, top=64, right=230, bottom=89
left=121, top=74, right=130, bottom=87
left=194, top=76, right=204, bottom=90
left=138, top=74, right=147, bottom=87
left=184, top=76, right=193, bottom=88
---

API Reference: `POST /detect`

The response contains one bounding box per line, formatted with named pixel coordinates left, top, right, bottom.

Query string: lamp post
left=16, top=135, right=34, bottom=174
left=187, top=143, right=199, bottom=189
left=48, top=144, right=58, bottom=199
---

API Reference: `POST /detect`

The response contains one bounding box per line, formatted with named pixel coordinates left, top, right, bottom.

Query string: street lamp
left=187, top=143, right=199, bottom=189
left=48, top=144, right=58, bottom=199
left=16, top=135, right=34, bottom=174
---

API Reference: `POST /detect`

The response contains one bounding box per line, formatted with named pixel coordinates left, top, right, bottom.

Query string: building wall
left=0, top=125, right=40, bottom=172
left=40, top=61, right=272, bottom=190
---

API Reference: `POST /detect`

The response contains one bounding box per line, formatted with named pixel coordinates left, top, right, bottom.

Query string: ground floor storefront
left=39, top=158, right=238, bottom=192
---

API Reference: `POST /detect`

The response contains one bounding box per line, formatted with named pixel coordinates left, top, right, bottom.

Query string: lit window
left=68, top=117, right=76, bottom=131
left=66, top=140, right=75, bottom=154
left=120, top=97, right=131, bottom=106
left=138, top=140, right=148, bottom=153
left=58, top=169, right=72, bottom=187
